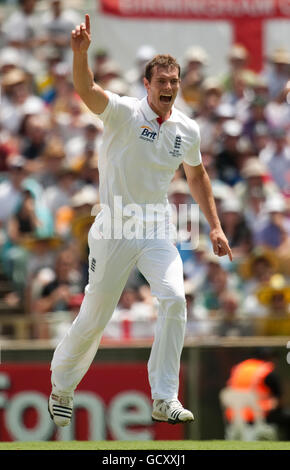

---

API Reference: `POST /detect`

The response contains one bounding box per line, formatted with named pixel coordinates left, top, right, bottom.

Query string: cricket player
left=48, top=14, right=232, bottom=426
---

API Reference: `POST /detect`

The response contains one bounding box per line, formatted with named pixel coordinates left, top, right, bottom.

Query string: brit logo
left=169, top=135, right=182, bottom=157
left=139, top=125, right=157, bottom=142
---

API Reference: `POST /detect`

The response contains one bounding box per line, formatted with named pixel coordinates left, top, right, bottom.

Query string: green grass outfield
left=0, top=440, right=290, bottom=450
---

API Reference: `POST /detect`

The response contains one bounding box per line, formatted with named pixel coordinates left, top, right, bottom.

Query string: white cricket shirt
left=97, top=91, right=201, bottom=222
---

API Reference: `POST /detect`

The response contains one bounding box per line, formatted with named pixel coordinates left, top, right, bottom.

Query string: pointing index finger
left=226, top=245, right=233, bottom=262
left=85, top=14, right=91, bottom=34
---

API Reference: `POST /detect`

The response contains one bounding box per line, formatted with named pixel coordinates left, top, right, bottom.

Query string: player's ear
left=143, top=77, right=150, bottom=91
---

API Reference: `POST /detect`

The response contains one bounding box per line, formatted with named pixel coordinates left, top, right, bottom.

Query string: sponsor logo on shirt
left=139, top=125, right=157, bottom=142
left=169, top=135, right=182, bottom=157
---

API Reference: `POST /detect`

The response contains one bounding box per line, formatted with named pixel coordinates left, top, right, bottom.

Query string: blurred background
left=0, top=0, right=289, bottom=443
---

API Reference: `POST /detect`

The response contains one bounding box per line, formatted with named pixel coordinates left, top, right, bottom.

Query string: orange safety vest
left=225, top=359, right=276, bottom=422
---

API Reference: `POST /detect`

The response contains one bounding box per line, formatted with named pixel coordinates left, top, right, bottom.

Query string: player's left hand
left=209, top=227, right=233, bottom=261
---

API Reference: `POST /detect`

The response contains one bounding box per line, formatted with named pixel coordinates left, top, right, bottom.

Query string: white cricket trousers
left=50, top=214, right=187, bottom=400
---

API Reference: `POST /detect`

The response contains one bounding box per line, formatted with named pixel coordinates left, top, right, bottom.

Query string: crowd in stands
left=0, top=0, right=289, bottom=341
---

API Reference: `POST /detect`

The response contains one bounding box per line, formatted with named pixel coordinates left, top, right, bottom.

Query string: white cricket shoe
left=152, top=399, right=194, bottom=424
left=48, top=392, right=74, bottom=427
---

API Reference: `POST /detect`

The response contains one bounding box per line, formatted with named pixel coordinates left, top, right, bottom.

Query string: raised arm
left=71, top=14, right=109, bottom=114
left=183, top=161, right=233, bottom=261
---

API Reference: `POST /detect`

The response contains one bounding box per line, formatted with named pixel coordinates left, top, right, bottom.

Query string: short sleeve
left=183, top=121, right=202, bottom=167
left=98, top=91, right=137, bottom=128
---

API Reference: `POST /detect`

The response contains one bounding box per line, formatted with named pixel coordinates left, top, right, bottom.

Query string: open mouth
left=160, top=94, right=172, bottom=103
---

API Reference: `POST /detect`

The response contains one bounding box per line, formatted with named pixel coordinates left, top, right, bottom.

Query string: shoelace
left=52, top=393, right=72, bottom=406
left=164, top=399, right=186, bottom=421
left=158, top=399, right=183, bottom=414
left=166, top=399, right=183, bottom=410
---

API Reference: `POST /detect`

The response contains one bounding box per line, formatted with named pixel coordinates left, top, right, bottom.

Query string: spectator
left=34, top=46, right=62, bottom=104
left=198, top=155, right=236, bottom=230
left=252, top=122, right=271, bottom=156
left=255, top=275, right=290, bottom=336
left=180, top=46, right=208, bottom=112
left=24, top=235, right=62, bottom=297
left=104, top=77, right=131, bottom=98
left=180, top=235, right=209, bottom=284
left=214, top=290, right=254, bottom=337
left=266, top=79, right=290, bottom=130
left=184, top=279, right=212, bottom=337
left=203, top=152, right=235, bottom=207
left=234, top=157, right=279, bottom=233
left=254, top=195, right=289, bottom=249
left=7, top=190, right=44, bottom=244
left=0, top=124, right=19, bottom=172
left=0, top=47, right=23, bottom=75
left=77, top=153, right=100, bottom=189
left=40, top=0, right=81, bottom=66
left=0, top=155, right=42, bottom=224
left=219, top=198, right=253, bottom=259
left=220, top=43, right=256, bottom=94
left=251, top=74, right=270, bottom=102
left=103, top=286, right=157, bottom=340
left=125, top=45, right=156, bottom=99
left=33, top=247, right=83, bottom=315
left=195, top=77, right=223, bottom=153
left=239, top=247, right=283, bottom=318
left=259, top=127, right=290, bottom=193
left=49, top=61, right=75, bottom=117
left=211, top=184, right=235, bottom=223
left=2, top=187, right=53, bottom=292
left=265, top=48, right=290, bottom=100
left=64, top=121, right=102, bottom=170
left=54, top=97, right=95, bottom=143
left=242, top=95, right=271, bottom=145
left=168, top=178, right=192, bottom=209
left=36, top=136, right=66, bottom=188
left=92, top=48, right=110, bottom=82
left=213, top=103, right=237, bottom=145
left=41, top=167, right=78, bottom=216
left=194, top=256, right=240, bottom=317
left=277, top=198, right=290, bottom=276
left=2, top=0, right=44, bottom=71
left=257, top=274, right=290, bottom=315
left=221, top=69, right=252, bottom=123
left=0, top=68, right=46, bottom=135
left=215, top=119, right=244, bottom=186
left=19, top=114, right=51, bottom=177
left=95, top=60, right=123, bottom=90
left=239, top=247, right=280, bottom=296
